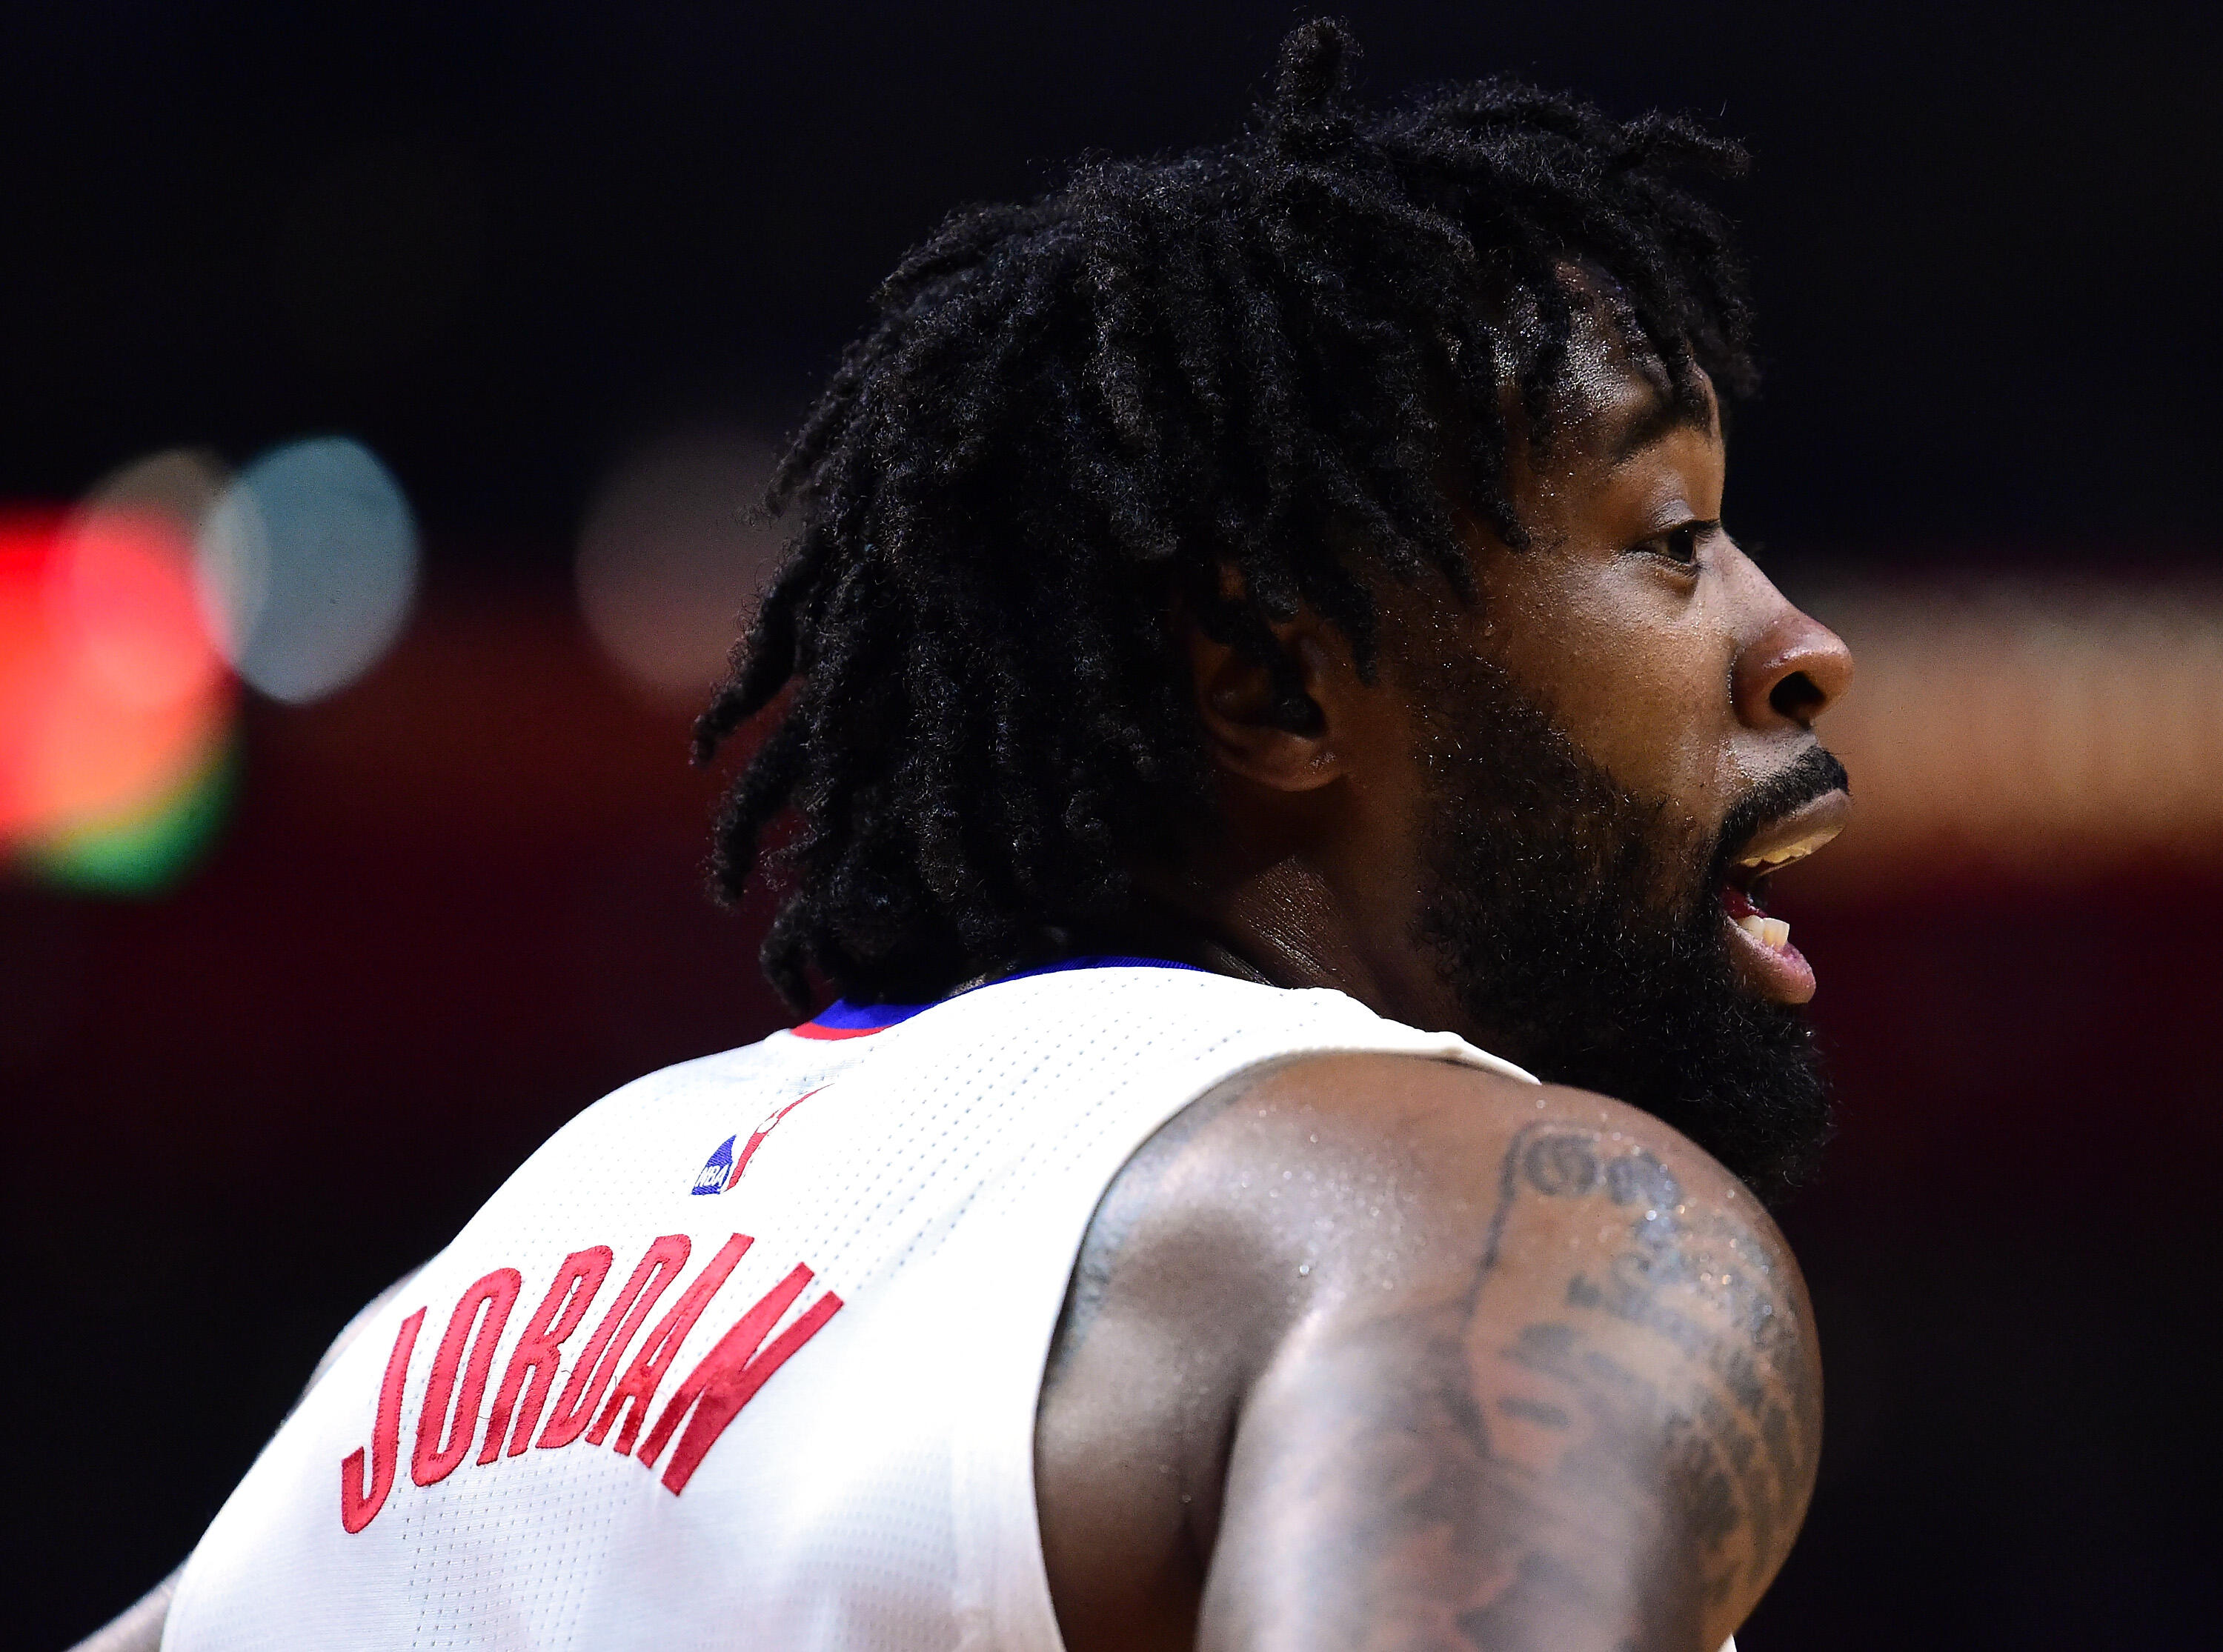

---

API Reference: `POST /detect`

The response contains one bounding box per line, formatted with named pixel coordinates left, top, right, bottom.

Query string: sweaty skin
left=1035, top=340, right=1850, bottom=1651
left=1035, top=1062, right=1818, bottom=1652
left=72, top=342, right=1848, bottom=1652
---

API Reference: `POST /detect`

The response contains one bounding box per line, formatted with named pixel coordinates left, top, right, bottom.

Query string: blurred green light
left=23, top=737, right=236, bottom=895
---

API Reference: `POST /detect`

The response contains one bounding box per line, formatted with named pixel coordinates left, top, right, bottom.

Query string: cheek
left=1486, top=564, right=1737, bottom=809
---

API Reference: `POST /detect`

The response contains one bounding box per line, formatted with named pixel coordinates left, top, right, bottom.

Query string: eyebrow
left=1606, top=389, right=1713, bottom=466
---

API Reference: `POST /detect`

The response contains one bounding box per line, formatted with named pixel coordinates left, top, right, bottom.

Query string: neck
left=1120, top=854, right=1465, bottom=1036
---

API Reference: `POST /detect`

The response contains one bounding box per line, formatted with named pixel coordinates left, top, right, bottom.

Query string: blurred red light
left=0, top=505, right=234, bottom=856
left=59, top=506, right=227, bottom=710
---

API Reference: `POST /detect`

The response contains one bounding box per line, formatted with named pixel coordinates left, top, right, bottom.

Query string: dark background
left=7, top=3, right=2221, bottom=1647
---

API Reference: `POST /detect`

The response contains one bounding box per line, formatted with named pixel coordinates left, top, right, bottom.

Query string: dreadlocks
left=694, top=18, right=1758, bottom=1010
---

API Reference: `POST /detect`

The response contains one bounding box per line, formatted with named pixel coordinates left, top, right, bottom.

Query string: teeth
left=1736, top=913, right=1793, bottom=950
left=1736, top=828, right=1839, bottom=872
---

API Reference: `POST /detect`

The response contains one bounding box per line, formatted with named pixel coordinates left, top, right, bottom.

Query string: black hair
left=694, top=18, right=1758, bottom=1009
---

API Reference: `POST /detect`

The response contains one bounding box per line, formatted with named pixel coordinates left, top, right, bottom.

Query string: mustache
left=1709, top=746, right=1851, bottom=879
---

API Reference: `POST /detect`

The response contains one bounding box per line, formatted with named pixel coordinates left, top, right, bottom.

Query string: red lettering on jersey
left=413, top=1268, right=522, bottom=1487
left=589, top=1232, right=754, bottom=1456
left=639, top=1262, right=845, bottom=1495
left=478, top=1245, right=613, bottom=1463
left=340, top=1306, right=425, bottom=1533
left=535, top=1233, right=689, bottom=1451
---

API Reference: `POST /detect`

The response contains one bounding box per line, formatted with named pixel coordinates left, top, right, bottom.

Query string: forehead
left=1541, top=302, right=1721, bottom=466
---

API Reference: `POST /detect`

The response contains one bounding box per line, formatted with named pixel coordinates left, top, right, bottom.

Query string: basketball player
left=83, top=21, right=1852, bottom=1652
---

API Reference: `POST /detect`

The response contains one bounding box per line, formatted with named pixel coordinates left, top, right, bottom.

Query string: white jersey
left=167, top=956, right=1684, bottom=1651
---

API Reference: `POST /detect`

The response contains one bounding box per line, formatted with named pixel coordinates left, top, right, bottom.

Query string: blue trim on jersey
left=803, top=954, right=1203, bottom=1036
left=809, top=999, right=924, bottom=1032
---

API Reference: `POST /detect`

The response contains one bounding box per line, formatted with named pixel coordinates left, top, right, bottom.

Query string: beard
left=1409, top=656, right=1846, bottom=1202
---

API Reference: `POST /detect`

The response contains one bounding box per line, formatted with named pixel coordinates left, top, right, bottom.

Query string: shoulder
left=1042, top=1050, right=1819, bottom=1648
left=1054, top=1042, right=1811, bottom=1352
left=1161, top=1050, right=1805, bottom=1315
left=1170, top=1053, right=1819, bottom=1456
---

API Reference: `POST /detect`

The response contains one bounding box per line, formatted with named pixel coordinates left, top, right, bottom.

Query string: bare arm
left=62, top=1265, right=425, bottom=1652
left=1204, top=1069, right=1818, bottom=1651
left=1038, top=1055, right=1820, bottom=1652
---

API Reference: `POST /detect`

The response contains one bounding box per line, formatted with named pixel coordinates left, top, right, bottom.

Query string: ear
left=1186, top=606, right=1356, bottom=795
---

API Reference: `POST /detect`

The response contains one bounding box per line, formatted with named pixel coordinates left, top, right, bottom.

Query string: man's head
left=1186, top=298, right=1851, bottom=1193
left=698, top=21, right=1851, bottom=1191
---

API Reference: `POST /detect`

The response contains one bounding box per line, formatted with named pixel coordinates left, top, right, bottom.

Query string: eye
left=1638, top=522, right=1707, bottom=568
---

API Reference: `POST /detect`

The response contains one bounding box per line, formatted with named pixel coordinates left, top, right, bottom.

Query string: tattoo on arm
left=1222, top=1121, right=1821, bottom=1652
left=1491, top=1126, right=1818, bottom=1598
left=1446, top=1125, right=1816, bottom=1645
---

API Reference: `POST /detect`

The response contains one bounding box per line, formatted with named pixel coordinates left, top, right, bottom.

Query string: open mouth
left=1715, top=787, right=1851, bottom=1005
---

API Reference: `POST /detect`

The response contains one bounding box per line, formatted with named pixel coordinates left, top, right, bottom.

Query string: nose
left=1732, top=601, right=1853, bottom=732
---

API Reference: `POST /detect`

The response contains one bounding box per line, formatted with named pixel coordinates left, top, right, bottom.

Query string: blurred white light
left=196, top=436, right=419, bottom=705
left=66, top=449, right=232, bottom=708
left=575, top=429, right=784, bottom=705
left=81, top=447, right=229, bottom=534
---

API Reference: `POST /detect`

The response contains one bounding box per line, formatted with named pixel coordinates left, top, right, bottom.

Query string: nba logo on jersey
left=689, top=1087, right=825, bottom=1196
left=691, top=1136, right=737, bottom=1195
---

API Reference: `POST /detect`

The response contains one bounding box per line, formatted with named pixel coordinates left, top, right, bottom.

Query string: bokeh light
left=1806, top=576, right=2223, bottom=881
left=80, top=447, right=228, bottom=550
left=574, top=430, right=784, bottom=705
left=26, top=736, right=236, bottom=894
left=1, top=463, right=237, bottom=892
left=197, top=436, right=419, bottom=705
